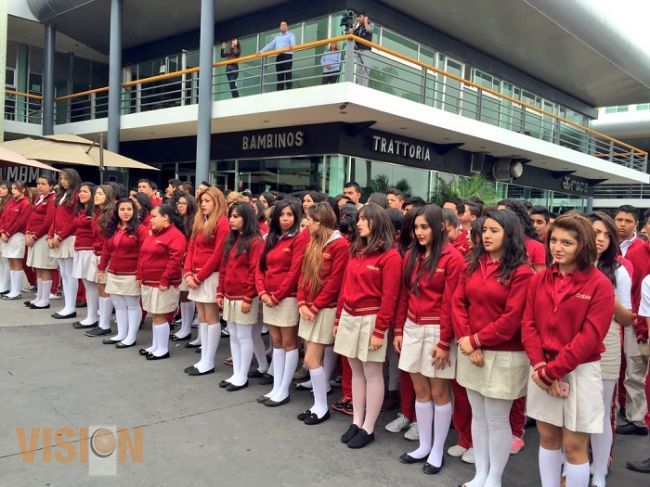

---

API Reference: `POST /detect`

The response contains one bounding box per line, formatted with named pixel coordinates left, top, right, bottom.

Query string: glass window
left=294, top=16, right=330, bottom=90
left=350, top=158, right=431, bottom=201
left=381, top=29, right=418, bottom=60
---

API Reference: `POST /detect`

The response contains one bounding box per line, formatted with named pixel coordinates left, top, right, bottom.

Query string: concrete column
left=0, top=2, right=7, bottom=142
left=107, top=0, right=123, bottom=152
left=42, top=24, right=56, bottom=135
left=195, top=0, right=215, bottom=184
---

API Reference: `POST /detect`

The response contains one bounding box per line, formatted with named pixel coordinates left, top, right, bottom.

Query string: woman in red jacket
left=24, top=175, right=57, bottom=308
left=98, top=198, right=149, bottom=348
left=334, top=203, right=402, bottom=448
left=453, top=209, right=533, bottom=487
left=48, top=168, right=81, bottom=319
left=256, top=199, right=309, bottom=406
left=137, top=204, right=187, bottom=360
left=522, top=214, right=615, bottom=487
left=183, top=187, right=229, bottom=374
left=0, top=181, right=32, bottom=299
left=217, top=202, right=263, bottom=391
left=393, top=204, right=465, bottom=474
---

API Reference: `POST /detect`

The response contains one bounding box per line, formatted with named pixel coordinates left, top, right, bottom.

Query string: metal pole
left=107, top=0, right=122, bottom=152
left=99, top=132, right=105, bottom=184
left=195, top=0, right=215, bottom=185
left=42, top=24, right=56, bottom=135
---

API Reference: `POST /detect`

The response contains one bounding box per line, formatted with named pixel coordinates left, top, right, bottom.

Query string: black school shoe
left=423, top=458, right=445, bottom=475
left=85, top=327, right=111, bottom=337
left=304, top=410, right=330, bottom=425
left=347, top=428, right=374, bottom=449
left=225, top=381, right=248, bottom=392
left=340, top=424, right=360, bottom=443
left=399, top=452, right=427, bottom=464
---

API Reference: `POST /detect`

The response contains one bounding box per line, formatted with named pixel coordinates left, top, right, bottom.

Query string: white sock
left=298, top=379, right=313, bottom=389
left=466, top=390, right=489, bottom=487
left=80, top=279, right=98, bottom=325
left=564, top=462, right=590, bottom=487
left=427, top=402, right=452, bottom=468
left=271, top=348, right=299, bottom=403
left=189, top=318, right=202, bottom=346
left=0, top=258, right=9, bottom=292
left=323, top=346, right=337, bottom=381
left=539, top=447, right=563, bottom=487
left=37, top=280, right=53, bottom=306
left=591, top=380, right=615, bottom=487
left=484, top=397, right=514, bottom=487
left=98, top=297, right=113, bottom=330
left=267, top=355, right=274, bottom=376
left=175, top=301, right=195, bottom=338
left=265, top=348, right=286, bottom=398
left=226, top=322, right=239, bottom=383
left=31, top=280, right=43, bottom=305
left=146, top=324, right=159, bottom=353
left=196, top=323, right=220, bottom=371
left=110, top=295, right=128, bottom=341
left=309, top=366, right=329, bottom=418
left=122, top=295, right=142, bottom=345
left=235, top=324, right=254, bottom=386
left=252, top=323, right=269, bottom=373
left=408, top=401, right=433, bottom=459
left=152, top=322, right=170, bottom=357
left=193, top=323, right=208, bottom=368
left=8, top=270, right=23, bottom=297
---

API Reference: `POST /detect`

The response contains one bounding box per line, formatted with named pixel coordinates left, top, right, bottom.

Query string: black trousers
left=276, top=53, right=293, bottom=90
left=226, top=65, right=239, bottom=98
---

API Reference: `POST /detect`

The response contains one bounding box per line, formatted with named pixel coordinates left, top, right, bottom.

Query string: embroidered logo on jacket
left=366, top=265, right=380, bottom=271
left=576, top=293, right=592, bottom=301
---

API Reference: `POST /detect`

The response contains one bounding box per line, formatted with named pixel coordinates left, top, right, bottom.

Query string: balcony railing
left=592, top=183, right=650, bottom=199
left=3, top=90, right=43, bottom=124
left=4, top=35, right=648, bottom=174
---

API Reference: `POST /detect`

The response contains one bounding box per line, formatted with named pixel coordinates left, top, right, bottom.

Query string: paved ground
left=1, top=294, right=648, bottom=486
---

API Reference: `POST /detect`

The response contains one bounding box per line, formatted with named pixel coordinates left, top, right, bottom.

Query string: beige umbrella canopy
left=0, top=146, right=59, bottom=172
left=0, top=134, right=159, bottom=171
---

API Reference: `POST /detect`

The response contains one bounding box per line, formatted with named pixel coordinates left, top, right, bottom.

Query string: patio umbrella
left=0, top=146, right=59, bottom=172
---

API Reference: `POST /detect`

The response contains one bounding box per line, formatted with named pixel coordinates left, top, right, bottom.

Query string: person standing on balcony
left=260, top=21, right=296, bottom=91
left=351, top=12, right=374, bottom=87
left=221, top=39, right=241, bottom=98
left=320, top=42, right=342, bottom=84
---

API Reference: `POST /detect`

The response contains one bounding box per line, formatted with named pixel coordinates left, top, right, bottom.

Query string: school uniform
left=72, top=209, right=99, bottom=282
left=521, top=265, right=615, bottom=433
left=451, top=229, right=471, bottom=257
left=91, top=216, right=108, bottom=284
left=333, top=246, right=402, bottom=363
left=25, top=192, right=56, bottom=269
left=524, top=237, right=545, bottom=268
left=395, top=244, right=465, bottom=379
left=47, top=194, right=79, bottom=259
left=599, top=265, right=632, bottom=381
left=297, top=232, right=349, bottom=344
left=0, top=197, right=31, bottom=259
left=98, top=225, right=150, bottom=296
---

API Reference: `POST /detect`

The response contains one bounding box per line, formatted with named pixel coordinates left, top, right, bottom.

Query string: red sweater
left=626, top=240, right=650, bottom=341
left=137, top=225, right=187, bottom=287
left=395, top=244, right=465, bottom=351
left=91, top=217, right=107, bottom=256
left=336, top=246, right=403, bottom=339
left=297, top=233, right=349, bottom=313
left=521, top=265, right=615, bottom=386
left=74, top=209, right=96, bottom=251
left=0, top=197, right=31, bottom=236
left=525, top=237, right=546, bottom=268
left=451, top=229, right=471, bottom=257
left=26, top=193, right=56, bottom=239
left=217, top=235, right=264, bottom=303
left=452, top=256, right=533, bottom=352
left=48, top=193, right=79, bottom=241
left=184, top=216, right=230, bottom=283
left=256, top=229, right=310, bottom=304
left=98, top=225, right=150, bottom=275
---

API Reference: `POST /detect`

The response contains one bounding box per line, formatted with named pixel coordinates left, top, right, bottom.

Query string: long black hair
left=403, top=205, right=447, bottom=292
left=588, top=211, right=621, bottom=286
left=155, top=203, right=183, bottom=232
left=56, top=168, right=81, bottom=207
left=105, top=198, right=140, bottom=237
left=338, top=202, right=358, bottom=241
left=350, top=203, right=394, bottom=255
left=497, top=199, right=538, bottom=241
left=133, top=192, right=152, bottom=224
left=223, top=202, right=260, bottom=262
left=176, top=192, right=197, bottom=238
left=398, top=210, right=417, bottom=257
left=76, top=182, right=96, bottom=216
left=259, top=199, right=301, bottom=271
left=467, top=209, right=527, bottom=282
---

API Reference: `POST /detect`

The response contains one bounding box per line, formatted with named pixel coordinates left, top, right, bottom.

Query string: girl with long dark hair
left=497, top=199, right=545, bottom=273
left=0, top=181, right=32, bottom=299
left=302, top=191, right=327, bottom=216
left=172, top=192, right=197, bottom=341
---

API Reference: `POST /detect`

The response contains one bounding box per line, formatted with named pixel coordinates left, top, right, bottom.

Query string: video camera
left=340, top=9, right=355, bottom=32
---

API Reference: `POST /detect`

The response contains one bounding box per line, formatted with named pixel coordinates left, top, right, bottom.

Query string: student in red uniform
left=522, top=214, right=615, bottom=487
left=24, top=176, right=57, bottom=308
left=48, top=168, right=81, bottom=319
left=0, top=181, right=12, bottom=294
left=394, top=204, right=465, bottom=474
left=183, top=187, right=229, bottom=374
left=253, top=199, right=269, bottom=236
left=137, top=179, right=163, bottom=206
left=256, top=199, right=309, bottom=406
left=443, top=208, right=471, bottom=257
left=85, top=184, right=116, bottom=337
left=0, top=181, right=32, bottom=299
left=217, top=202, right=263, bottom=391
left=296, top=202, right=349, bottom=424
left=98, top=198, right=149, bottom=348
left=171, top=193, right=197, bottom=341
left=453, top=209, right=533, bottom=487
left=71, top=182, right=100, bottom=329
left=334, top=203, right=402, bottom=449
left=132, top=192, right=153, bottom=230
left=137, top=204, right=187, bottom=360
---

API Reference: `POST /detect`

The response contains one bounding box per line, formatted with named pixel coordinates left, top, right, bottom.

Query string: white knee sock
left=80, top=279, right=99, bottom=325
left=252, top=323, right=269, bottom=373
left=226, top=322, right=239, bottom=383
left=360, top=362, right=384, bottom=434
left=236, top=324, right=254, bottom=386
left=484, top=397, right=514, bottom=487
left=309, top=366, right=329, bottom=418
left=564, top=462, right=590, bottom=487
left=408, top=401, right=434, bottom=459
left=265, top=348, right=286, bottom=398
left=152, top=322, right=170, bottom=357
left=122, top=295, right=141, bottom=345
left=323, top=346, right=337, bottom=381
left=175, top=301, right=195, bottom=338
left=196, top=324, right=219, bottom=372
left=30, top=280, right=42, bottom=305
left=8, top=270, right=23, bottom=298
left=427, top=402, right=452, bottom=468
left=271, top=348, right=299, bottom=403
left=591, top=380, right=615, bottom=487
left=539, top=447, right=563, bottom=487
left=189, top=315, right=202, bottom=346
left=146, top=324, right=158, bottom=353
left=98, top=297, right=113, bottom=330
left=110, top=295, right=128, bottom=341
left=37, top=280, right=53, bottom=306
left=466, top=390, right=489, bottom=487
left=0, top=258, right=9, bottom=292
left=193, top=323, right=208, bottom=368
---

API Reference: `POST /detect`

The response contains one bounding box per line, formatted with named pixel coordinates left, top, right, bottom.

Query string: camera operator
left=350, top=12, right=374, bottom=87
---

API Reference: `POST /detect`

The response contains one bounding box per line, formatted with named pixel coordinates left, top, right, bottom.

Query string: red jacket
left=626, top=240, right=650, bottom=341
left=91, top=217, right=108, bottom=256
left=256, top=229, right=310, bottom=304
left=521, top=264, right=615, bottom=386
left=395, top=244, right=465, bottom=351
left=74, top=209, right=96, bottom=251
left=297, top=233, right=349, bottom=314
left=217, top=235, right=264, bottom=303
left=452, top=256, right=533, bottom=352
left=451, top=229, right=471, bottom=257
left=0, top=197, right=32, bottom=236
left=48, top=193, right=79, bottom=240
left=336, top=246, right=403, bottom=339
left=98, top=225, right=150, bottom=275
left=137, top=225, right=187, bottom=287
left=525, top=237, right=546, bottom=268
left=184, top=216, right=230, bottom=283
left=26, top=192, right=56, bottom=239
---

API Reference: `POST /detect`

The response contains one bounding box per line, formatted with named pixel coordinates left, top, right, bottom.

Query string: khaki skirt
left=398, top=320, right=456, bottom=379
left=333, top=310, right=388, bottom=363
left=105, top=272, right=140, bottom=297
left=526, top=361, right=604, bottom=434
left=187, top=272, right=218, bottom=303
left=49, top=236, right=75, bottom=259
left=600, top=320, right=621, bottom=381
left=298, top=307, right=336, bottom=345
left=141, top=284, right=180, bottom=314
left=223, top=297, right=259, bottom=325
left=263, top=297, right=299, bottom=327
left=27, top=236, right=57, bottom=269
left=72, top=250, right=98, bottom=281
left=457, top=348, right=528, bottom=400
left=2, top=233, right=25, bottom=259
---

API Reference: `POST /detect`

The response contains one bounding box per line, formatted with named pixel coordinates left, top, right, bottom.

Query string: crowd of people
left=1, top=171, right=649, bottom=487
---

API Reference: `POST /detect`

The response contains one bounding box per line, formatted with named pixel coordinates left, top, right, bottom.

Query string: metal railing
left=592, top=183, right=650, bottom=199
left=4, top=35, right=648, bottom=173
left=3, top=90, right=43, bottom=124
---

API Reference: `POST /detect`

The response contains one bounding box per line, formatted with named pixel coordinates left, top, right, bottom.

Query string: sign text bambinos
left=371, top=135, right=431, bottom=162
left=242, top=130, right=304, bottom=151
